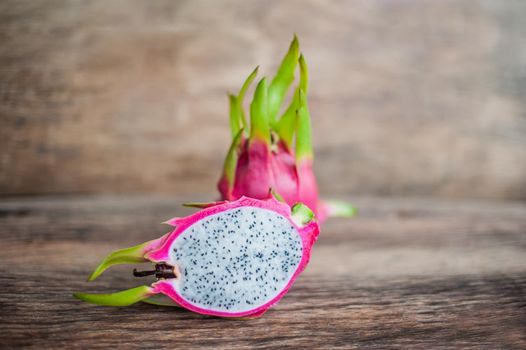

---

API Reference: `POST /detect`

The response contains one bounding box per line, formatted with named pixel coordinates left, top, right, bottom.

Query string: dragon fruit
left=218, top=36, right=355, bottom=222
left=74, top=195, right=319, bottom=318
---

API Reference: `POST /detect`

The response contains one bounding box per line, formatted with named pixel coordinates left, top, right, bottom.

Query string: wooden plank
left=0, top=196, right=525, bottom=349
left=1, top=1, right=526, bottom=199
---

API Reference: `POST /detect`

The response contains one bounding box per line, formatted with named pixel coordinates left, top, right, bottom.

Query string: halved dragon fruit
left=74, top=196, right=319, bottom=318
left=218, top=36, right=355, bottom=222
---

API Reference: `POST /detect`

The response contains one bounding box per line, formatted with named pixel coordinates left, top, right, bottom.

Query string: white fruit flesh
left=168, top=207, right=303, bottom=313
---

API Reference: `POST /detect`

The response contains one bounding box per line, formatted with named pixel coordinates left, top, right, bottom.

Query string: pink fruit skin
left=219, top=139, right=328, bottom=223
left=296, top=159, right=322, bottom=220
left=231, top=140, right=273, bottom=201
left=270, top=142, right=300, bottom=206
left=144, top=196, right=319, bottom=318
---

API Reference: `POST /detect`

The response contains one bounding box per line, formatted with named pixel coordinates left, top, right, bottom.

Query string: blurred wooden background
left=1, top=0, right=525, bottom=199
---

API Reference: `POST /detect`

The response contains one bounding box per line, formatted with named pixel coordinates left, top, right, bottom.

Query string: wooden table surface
left=0, top=195, right=525, bottom=349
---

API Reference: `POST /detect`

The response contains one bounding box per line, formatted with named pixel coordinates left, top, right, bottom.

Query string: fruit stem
left=133, top=263, right=176, bottom=280
left=132, top=269, right=156, bottom=277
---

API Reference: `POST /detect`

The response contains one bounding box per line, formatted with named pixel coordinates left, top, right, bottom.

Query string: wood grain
left=1, top=0, right=526, bottom=199
left=0, top=196, right=524, bottom=349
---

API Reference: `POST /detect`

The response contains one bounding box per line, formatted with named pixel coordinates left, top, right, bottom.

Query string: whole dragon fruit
left=74, top=195, right=319, bottom=318
left=218, top=36, right=355, bottom=222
